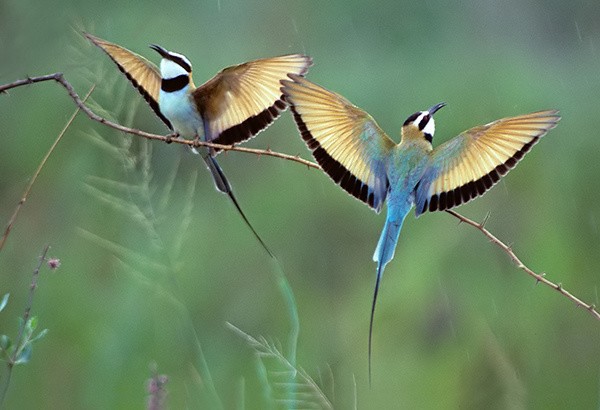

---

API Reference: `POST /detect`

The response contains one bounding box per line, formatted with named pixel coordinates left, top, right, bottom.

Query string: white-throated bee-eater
left=281, top=74, right=560, bottom=379
left=86, top=33, right=312, bottom=257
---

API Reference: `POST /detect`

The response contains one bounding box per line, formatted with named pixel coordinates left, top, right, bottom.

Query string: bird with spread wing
left=281, top=74, right=559, bottom=379
left=86, top=33, right=312, bottom=257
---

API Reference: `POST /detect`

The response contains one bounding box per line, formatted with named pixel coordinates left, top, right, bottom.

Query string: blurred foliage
left=1, top=0, right=600, bottom=408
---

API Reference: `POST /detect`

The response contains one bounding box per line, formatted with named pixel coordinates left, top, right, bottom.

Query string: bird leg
left=165, top=132, right=179, bottom=144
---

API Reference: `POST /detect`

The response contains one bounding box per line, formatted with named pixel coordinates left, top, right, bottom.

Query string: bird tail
left=202, top=153, right=232, bottom=194
left=372, top=215, right=405, bottom=269
left=369, top=208, right=409, bottom=384
left=202, top=154, right=274, bottom=259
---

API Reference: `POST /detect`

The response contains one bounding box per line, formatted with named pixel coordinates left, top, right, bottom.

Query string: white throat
left=419, top=112, right=436, bottom=137
left=160, top=59, right=188, bottom=79
left=423, top=118, right=435, bottom=137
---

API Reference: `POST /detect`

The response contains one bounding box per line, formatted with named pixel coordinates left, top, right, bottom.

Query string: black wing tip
left=289, top=106, right=380, bottom=210
left=211, top=99, right=287, bottom=151
left=86, top=33, right=172, bottom=130
left=420, top=109, right=560, bottom=215
left=422, top=136, right=541, bottom=213
left=211, top=57, right=312, bottom=151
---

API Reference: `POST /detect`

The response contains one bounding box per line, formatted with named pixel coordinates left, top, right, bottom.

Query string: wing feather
left=281, top=75, right=395, bottom=212
left=193, top=55, right=312, bottom=150
left=415, top=110, right=560, bottom=215
left=85, top=33, right=171, bottom=129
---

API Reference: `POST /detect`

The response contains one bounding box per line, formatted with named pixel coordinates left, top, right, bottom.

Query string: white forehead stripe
left=415, top=112, right=427, bottom=126
left=168, top=51, right=192, bottom=68
left=160, top=59, right=189, bottom=79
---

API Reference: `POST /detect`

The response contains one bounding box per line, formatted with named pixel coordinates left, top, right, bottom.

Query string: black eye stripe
left=168, top=55, right=192, bottom=73
left=418, top=114, right=431, bottom=130
left=403, top=112, right=421, bottom=126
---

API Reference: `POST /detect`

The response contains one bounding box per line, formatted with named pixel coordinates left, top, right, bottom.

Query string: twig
left=0, top=245, right=50, bottom=406
left=446, top=209, right=600, bottom=321
left=0, top=84, right=96, bottom=253
left=2, top=74, right=599, bottom=323
left=0, top=74, right=319, bottom=169
left=11, top=245, right=50, bottom=362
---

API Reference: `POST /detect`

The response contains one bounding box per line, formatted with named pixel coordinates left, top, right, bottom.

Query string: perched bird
left=86, top=33, right=312, bottom=256
left=281, top=74, right=560, bottom=378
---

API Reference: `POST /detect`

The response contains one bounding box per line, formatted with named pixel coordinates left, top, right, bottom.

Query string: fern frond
left=227, top=322, right=333, bottom=410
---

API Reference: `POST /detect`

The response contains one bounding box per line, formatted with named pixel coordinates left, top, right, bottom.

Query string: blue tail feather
left=369, top=206, right=410, bottom=384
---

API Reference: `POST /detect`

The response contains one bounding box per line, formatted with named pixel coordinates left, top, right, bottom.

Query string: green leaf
left=30, top=329, right=48, bottom=343
left=14, top=343, right=32, bottom=365
left=0, top=335, right=11, bottom=352
left=0, top=294, right=9, bottom=313
left=27, top=316, right=38, bottom=332
left=24, top=316, right=37, bottom=340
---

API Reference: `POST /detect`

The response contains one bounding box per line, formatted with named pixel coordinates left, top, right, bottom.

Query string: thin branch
left=0, top=74, right=319, bottom=169
left=0, top=84, right=96, bottom=253
left=0, top=245, right=50, bottom=406
left=11, top=245, right=50, bottom=364
left=2, top=74, right=599, bottom=323
left=446, top=209, right=600, bottom=321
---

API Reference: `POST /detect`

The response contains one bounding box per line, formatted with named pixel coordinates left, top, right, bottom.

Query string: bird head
left=401, top=102, right=446, bottom=144
left=149, top=44, right=192, bottom=85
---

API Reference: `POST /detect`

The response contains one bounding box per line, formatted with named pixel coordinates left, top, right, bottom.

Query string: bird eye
left=403, top=112, right=421, bottom=126
left=418, top=114, right=431, bottom=131
left=169, top=55, right=192, bottom=73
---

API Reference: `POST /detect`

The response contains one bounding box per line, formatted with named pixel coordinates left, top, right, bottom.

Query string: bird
left=281, top=74, right=560, bottom=380
left=86, top=33, right=312, bottom=257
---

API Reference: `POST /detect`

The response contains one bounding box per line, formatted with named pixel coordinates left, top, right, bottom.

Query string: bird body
left=281, top=74, right=560, bottom=379
left=376, top=141, right=428, bottom=269
left=86, top=34, right=312, bottom=256
left=150, top=46, right=203, bottom=140
left=156, top=80, right=202, bottom=138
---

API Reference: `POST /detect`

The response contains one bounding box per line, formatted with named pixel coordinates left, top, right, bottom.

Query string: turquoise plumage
left=281, top=74, right=560, bottom=380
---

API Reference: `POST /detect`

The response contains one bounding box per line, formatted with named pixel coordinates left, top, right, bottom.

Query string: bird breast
left=159, top=87, right=204, bottom=138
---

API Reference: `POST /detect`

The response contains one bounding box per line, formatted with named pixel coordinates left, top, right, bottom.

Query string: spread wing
left=193, top=54, right=312, bottom=150
left=415, top=110, right=560, bottom=215
left=281, top=75, right=395, bottom=212
left=85, top=33, right=172, bottom=129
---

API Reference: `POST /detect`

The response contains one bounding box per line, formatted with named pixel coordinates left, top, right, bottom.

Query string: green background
left=2, top=0, right=600, bottom=408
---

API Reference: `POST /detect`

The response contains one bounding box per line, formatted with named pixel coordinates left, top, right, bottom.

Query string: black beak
left=428, top=102, right=446, bottom=115
left=149, top=44, right=170, bottom=59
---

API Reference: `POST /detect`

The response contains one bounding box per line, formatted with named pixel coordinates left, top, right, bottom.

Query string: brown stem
left=0, top=83, right=96, bottom=253
left=446, top=209, right=600, bottom=321
left=2, top=73, right=599, bottom=323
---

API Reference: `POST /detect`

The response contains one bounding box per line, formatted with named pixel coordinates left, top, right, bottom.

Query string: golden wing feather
left=193, top=54, right=312, bottom=149
left=281, top=75, right=395, bottom=212
left=416, top=110, right=560, bottom=214
left=85, top=33, right=171, bottom=128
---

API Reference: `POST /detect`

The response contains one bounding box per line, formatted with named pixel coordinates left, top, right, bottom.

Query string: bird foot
left=165, top=132, right=179, bottom=144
